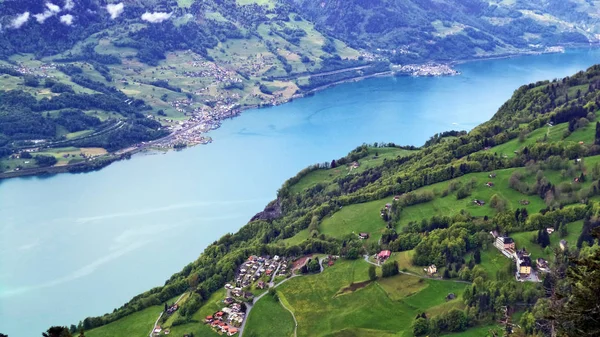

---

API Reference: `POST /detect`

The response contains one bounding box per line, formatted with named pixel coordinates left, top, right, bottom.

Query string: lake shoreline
left=1, top=45, right=596, bottom=180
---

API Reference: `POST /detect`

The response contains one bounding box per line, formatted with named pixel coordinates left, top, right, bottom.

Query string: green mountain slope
left=75, top=66, right=600, bottom=336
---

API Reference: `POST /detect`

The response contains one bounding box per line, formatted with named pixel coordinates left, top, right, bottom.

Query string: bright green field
left=511, top=220, right=584, bottom=260
left=86, top=303, right=163, bottom=337
left=479, top=246, right=512, bottom=280
left=244, top=295, right=295, bottom=337
left=395, top=168, right=548, bottom=229
left=491, top=111, right=599, bottom=158
left=291, top=148, right=415, bottom=194
left=320, top=199, right=389, bottom=241
left=276, top=259, right=470, bottom=337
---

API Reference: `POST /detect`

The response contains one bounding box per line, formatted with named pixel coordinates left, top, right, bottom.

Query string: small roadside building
left=425, top=264, right=437, bottom=275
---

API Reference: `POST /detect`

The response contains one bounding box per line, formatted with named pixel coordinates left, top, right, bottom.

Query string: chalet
left=385, top=203, right=392, bottom=209
left=537, top=258, right=549, bottom=272
left=228, top=327, right=239, bottom=336
left=560, top=240, right=567, bottom=251
left=425, top=264, right=437, bottom=275
left=350, top=161, right=360, bottom=169
left=473, top=199, right=485, bottom=206
left=215, top=311, right=224, bottom=318
left=394, top=195, right=401, bottom=201
left=377, top=250, right=391, bottom=261
left=495, top=236, right=515, bottom=251
left=486, top=182, right=494, bottom=187
left=546, top=227, right=555, bottom=235
left=257, top=280, right=265, bottom=289
left=518, top=255, right=532, bottom=277
left=489, top=173, right=497, bottom=178
left=446, top=293, right=456, bottom=301
left=205, top=315, right=214, bottom=323
left=520, top=200, right=530, bottom=205
left=358, top=232, right=370, bottom=240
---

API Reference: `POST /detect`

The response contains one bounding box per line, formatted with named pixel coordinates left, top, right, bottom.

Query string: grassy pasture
left=320, top=199, right=388, bottom=241
left=291, top=147, right=415, bottom=194
left=244, top=295, right=295, bottom=337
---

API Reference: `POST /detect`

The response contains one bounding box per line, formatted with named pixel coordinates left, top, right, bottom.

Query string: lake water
left=1, top=49, right=600, bottom=335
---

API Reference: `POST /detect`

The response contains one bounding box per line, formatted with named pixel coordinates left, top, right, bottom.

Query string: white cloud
left=10, top=12, right=30, bottom=29
left=33, top=3, right=62, bottom=23
left=63, top=0, right=75, bottom=10
left=46, top=2, right=61, bottom=13
left=60, top=14, right=74, bottom=25
left=141, top=12, right=172, bottom=23
left=106, top=3, right=124, bottom=20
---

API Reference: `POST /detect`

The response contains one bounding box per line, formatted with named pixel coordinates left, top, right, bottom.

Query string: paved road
left=363, top=255, right=471, bottom=285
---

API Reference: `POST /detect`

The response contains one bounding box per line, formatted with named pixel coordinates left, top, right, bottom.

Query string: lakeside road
left=0, top=47, right=575, bottom=181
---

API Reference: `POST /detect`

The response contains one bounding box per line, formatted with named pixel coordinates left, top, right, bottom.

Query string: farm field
left=290, top=147, right=415, bottom=194
left=244, top=295, right=295, bottom=337
left=319, top=199, right=388, bottom=241
left=275, top=259, right=471, bottom=337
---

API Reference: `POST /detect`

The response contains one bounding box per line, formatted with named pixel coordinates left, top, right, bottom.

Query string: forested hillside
left=69, top=66, right=600, bottom=337
left=0, top=0, right=598, bottom=176
left=288, top=0, right=598, bottom=62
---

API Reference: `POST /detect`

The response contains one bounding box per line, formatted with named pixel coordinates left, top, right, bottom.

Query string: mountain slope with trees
left=57, top=65, right=600, bottom=337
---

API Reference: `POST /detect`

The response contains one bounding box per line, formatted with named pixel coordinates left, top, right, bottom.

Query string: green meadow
left=244, top=295, right=295, bottom=337
left=270, top=259, right=471, bottom=337
left=291, top=147, right=414, bottom=194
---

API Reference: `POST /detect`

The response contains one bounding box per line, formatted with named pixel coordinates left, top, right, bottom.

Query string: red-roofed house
left=377, top=250, right=391, bottom=261
left=228, top=327, right=239, bottom=336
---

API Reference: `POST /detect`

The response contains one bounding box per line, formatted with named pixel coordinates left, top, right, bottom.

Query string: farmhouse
left=537, top=258, right=549, bottom=272
left=518, top=256, right=532, bottom=277
left=358, top=232, right=370, bottom=240
left=473, top=199, right=485, bottom=206
left=425, top=264, right=437, bottom=275
left=377, top=250, right=391, bottom=261
left=495, top=236, right=515, bottom=251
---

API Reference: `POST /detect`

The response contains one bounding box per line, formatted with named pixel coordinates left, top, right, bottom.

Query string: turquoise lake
left=1, top=49, right=600, bottom=335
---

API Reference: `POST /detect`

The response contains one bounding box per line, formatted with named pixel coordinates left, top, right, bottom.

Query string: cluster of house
left=205, top=303, right=241, bottom=336
left=6, top=63, right=57, bottom=78
left=392, top=63, right=459, bottom=77
left=492, top=230, right=562, bottom=282
left=234, top=255, right=287, bottom=288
